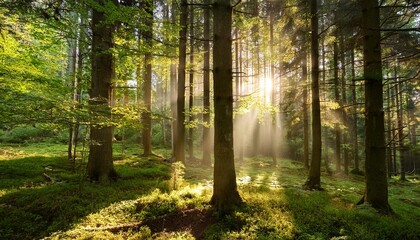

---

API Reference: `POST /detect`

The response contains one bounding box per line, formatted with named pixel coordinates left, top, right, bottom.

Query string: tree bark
left=142, top=0, right=153, bottom=156
left=175, top=0, right=188, bottom=163
left=305, top=0, right=322, bottom=190
left=170, top=0, right=177, bottom=157
left=87, top=0, right=117, bottom=182
left=333, top=41, right=341, bottom=173
left=302, top=48, right=309, bottom=170
left=201, top=0, right=211, bottom=166
left=340, top=36, right=349, bottom=175
left=386, top=77, right=393, bottom=177
left=351, top=48, right=359, bottom=173
left=210, top=0, right=242, bottom=213
left=188, top=2, right=195, bottom=161
left=360, top=0, right=391, bottom=213
left=395, top=63, right=406, bottom=181
left=269, top=7, right=277, bottom=166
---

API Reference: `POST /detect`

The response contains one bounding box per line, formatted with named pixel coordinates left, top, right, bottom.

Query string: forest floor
left=0, top=143, right=419, bottom=240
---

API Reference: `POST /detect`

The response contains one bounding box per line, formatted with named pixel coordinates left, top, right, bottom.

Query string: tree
left=210, top=0, right=242, bottom=213
left=302, top=47, right=309, bottom=170
left=333, top=41, right=341, bottom=173
left=188, top=1, right=195, bottom=160
left=87, top=0, right=118, bottom=182
left=175, top=0, right=188, bottom=163
left=141, top=0, right=153, bottom=156
left=202, top=0, right=212, bottom=167
left=358, top=0, right=392, bottom=213
left=170, top=0, right=178, bottom=158
left=304, top=0, right=322, bottom=190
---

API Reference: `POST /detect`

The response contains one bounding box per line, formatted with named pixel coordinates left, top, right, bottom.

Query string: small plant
left=170, top=161, right=186, bottom=190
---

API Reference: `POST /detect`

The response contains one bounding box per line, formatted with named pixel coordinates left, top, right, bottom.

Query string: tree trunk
left=305, top=0, right=322, bottom=190
left=386, top=76, right=393, bottom=177
left=340, top=36, right=349, bottom=175
left=201, top=0, right=211, bottom=166
left=302, top=48, right=309, bottom=170
left=395, top=63, right=406, bottom=181
left=359, top=0, right=391, bottom=213
left=67, top=17, right=78, bottom=163
left=142, top=0, right=153, bottom=156
left=351, top=48, right=359, bottom=173
left=170, top=0, right=177, bottom=157
left=333, top=41, right=341, bottom=173
left=175, top=0, right=188, bottom=163
left=269, top=7, right=277, bottom=166
left=391, top=82, right=397, bottom=176
left=87, top=0, right=117, bottom=182
left=210, top=0, right=242, bottom=213
left=320, top=16, right=331, bottom=174
left=188, top=2, right=195, bottom=161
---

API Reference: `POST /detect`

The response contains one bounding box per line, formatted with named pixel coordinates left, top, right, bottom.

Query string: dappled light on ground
left=1, top=144, right=420, bottom=239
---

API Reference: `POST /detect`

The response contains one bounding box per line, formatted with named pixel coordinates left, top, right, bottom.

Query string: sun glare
left=261, top=77, right=273, bottom=103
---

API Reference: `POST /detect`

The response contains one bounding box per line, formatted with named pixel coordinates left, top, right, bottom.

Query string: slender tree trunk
left=351, top=48, right=359, bottom=173
left=269, top=8, right=277, bottom=165
left=305, top=0, right=322, bottom=190
left=391, top=82, right=397, bottom=175
left=67, top=21, right=78, bottom=163
left=170, top=0, right=177, bottom=158
left=340, top=36, right=349, bottom=175
left=302, top=48, right=309, bottom=170
left=386, top=78, right=393, bottom=177
left=320, top=16, right=331, bottom=173
left=210, top=0, right=242, bottom=213
left=333, top=41, right=341, bottom=173
left=188, top=2, right=195, bottom=161
left=175, top=0, right=188, bottom=163
left=87, top=0, right=117, bottom=182
left=201, top=0, right=211, bottom=166
left=142, top=0, right=153, bottom=156
left=359, top=0, right=391, bottom=213
left=406, top=83, right=417, bottom=174
left=395, top=63, right=406, bottom=181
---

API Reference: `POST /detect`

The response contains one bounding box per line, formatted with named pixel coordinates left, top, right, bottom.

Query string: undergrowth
left=0, top=143, right=419, bottom=240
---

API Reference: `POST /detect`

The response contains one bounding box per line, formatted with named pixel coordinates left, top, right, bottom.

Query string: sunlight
left=260, top=76, right=273, bottom=103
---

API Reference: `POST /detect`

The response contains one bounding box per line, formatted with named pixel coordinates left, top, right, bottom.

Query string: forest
left=0, top=0, right=419, bottom=239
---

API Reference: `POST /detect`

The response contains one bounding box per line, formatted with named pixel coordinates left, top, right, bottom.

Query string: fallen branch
left=42, top=173, right=55, bottom=183
left=82, top=222, right=144, bottom=233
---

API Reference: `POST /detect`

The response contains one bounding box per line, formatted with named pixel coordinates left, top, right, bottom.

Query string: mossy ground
left=0, top=143, right=419, bottom=239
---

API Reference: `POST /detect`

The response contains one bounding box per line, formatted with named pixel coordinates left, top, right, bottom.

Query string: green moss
left=1, top=143, right=419, bottom=239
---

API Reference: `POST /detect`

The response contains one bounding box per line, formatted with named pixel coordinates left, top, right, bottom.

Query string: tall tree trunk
left=67, top=15, right=79, bottom=163
left=406, top=82, right=417, bottom=174
left=359, top=0, right=391, bottom=213
left=395, top=63, right=406, bottom=181
left=188, top=2, right=195, bottom=161
left=175, top=0, right=188, bottom=163
left=391, top=82, right=397, bottom=176
left=386, top=77, right=393, bottom=177
left=305, top=0, right=322, bottom=189
left=333, top=41, right=341, bottom=173
left=142, top=0, right=153, bottom=156
left=170, top=0, right=177, bottom=158
left=340, top=36, right=349, bottom=175
left=302, top=48, right=309, bottom=170
left=201, top=0, right=211, bottom=166
left=320, top=16, right=331, bottom=173
left=351, top=48, right=359, bottom=173
left=210, top=0, right=242, bottom=213
left=87, top=0, right=117, bottom=182
left=269, top=8, right=277, bottom=165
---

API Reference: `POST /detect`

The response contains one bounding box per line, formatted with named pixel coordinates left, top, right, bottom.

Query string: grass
left=1, top=143, right=419, bottom=239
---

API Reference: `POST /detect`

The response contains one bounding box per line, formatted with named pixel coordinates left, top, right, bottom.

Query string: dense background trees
left=0, top=0, right=418, bottom=214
